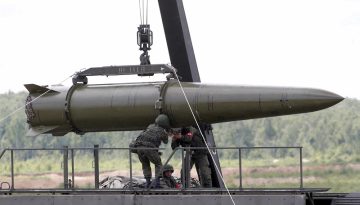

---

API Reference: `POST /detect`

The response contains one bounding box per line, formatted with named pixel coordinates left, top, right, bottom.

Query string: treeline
left=0, top=91, right=360, bottom=163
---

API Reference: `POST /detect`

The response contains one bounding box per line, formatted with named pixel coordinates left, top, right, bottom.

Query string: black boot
left=154, top=178, right=161, bottom=188
left=147, top=177, right=160, bottom=189
left=145, top=177, right=152, bottom=188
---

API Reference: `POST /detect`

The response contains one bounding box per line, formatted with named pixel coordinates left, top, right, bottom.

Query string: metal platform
left=0, top=189, right=330, bottom=205
left=0, top=195, right=305, bottom=205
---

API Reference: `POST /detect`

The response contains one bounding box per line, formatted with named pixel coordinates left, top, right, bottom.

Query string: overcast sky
left=1, top=0, right=360, bottom=99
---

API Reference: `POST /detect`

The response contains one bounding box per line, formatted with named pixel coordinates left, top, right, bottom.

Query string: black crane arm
left=158, top=0, right=200, bottom=82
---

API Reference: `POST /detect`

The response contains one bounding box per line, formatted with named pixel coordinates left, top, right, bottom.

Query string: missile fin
left=24, top=84, right=59, bottom=94
left=26, top=126, right=59, bottom=137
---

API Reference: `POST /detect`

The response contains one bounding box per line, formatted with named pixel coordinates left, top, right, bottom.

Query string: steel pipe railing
left=0, top=146, right=303, bottom=191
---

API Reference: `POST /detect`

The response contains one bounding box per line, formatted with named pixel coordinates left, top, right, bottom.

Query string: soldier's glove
left=172, top=133, right=182, bottom=140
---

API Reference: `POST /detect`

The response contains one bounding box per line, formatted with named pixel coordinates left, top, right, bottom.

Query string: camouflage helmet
left=155, top=114, right=171, bottom=129
left=163, top=164, right=174, bottom=173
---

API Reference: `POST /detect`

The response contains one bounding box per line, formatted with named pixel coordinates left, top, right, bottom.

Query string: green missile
left=24, top=81, right=343, bottom=137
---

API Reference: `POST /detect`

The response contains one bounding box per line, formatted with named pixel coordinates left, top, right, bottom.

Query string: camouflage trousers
left=191, top=154, right=212, bottom=188
left=137, top=147, right=162, bottom=179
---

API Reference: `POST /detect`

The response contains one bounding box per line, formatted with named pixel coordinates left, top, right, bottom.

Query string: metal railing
left=0, top=146, right=303, bottom=191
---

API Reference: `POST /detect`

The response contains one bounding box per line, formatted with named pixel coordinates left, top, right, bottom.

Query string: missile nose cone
left=288, top=88, right=344, bottom=113
left=308, top=89, right=344, bottom=107
left=313, top=88, right=343, bottom=98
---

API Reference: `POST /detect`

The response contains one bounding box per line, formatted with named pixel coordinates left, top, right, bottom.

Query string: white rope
left=0, top=75, right=73, bottom=124
left=170, top=66, right=236, bottom=205
left=0, top=90, right=50, bottom=124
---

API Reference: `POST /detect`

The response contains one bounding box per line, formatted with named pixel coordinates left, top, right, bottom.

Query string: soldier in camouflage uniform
left=158, top=164, right=178, bottom=188
left=134, top=114, right=172, bottom=187
left=171, top=126, right=212, bottom=188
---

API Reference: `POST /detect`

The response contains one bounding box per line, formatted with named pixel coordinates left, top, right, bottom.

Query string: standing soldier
left=171, top=126, right=212, bottom=188
left=133, top=114, right=173, bottom=188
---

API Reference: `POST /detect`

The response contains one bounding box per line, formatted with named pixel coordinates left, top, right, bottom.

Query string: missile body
left=24, top=81, right=343, bottom=136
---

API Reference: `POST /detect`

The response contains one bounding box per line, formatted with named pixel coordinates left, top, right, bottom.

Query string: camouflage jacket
left=159, top=176, right=177, bottom=188
left=135, top=124, right=168, bottom=148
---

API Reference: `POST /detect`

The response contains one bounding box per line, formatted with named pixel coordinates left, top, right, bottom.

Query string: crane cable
left=139, top=0, right=149, bottom=25
left=170, top=66, right=236, bottom=205
left=1, top=1, right=151, bottom=125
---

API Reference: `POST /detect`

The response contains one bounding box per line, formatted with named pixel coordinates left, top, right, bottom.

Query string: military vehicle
left=1, top=0, right=356, bottom=205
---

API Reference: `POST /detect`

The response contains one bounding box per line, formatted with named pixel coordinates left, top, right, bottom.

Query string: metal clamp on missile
left=72, top=64, right=177, bottom=85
